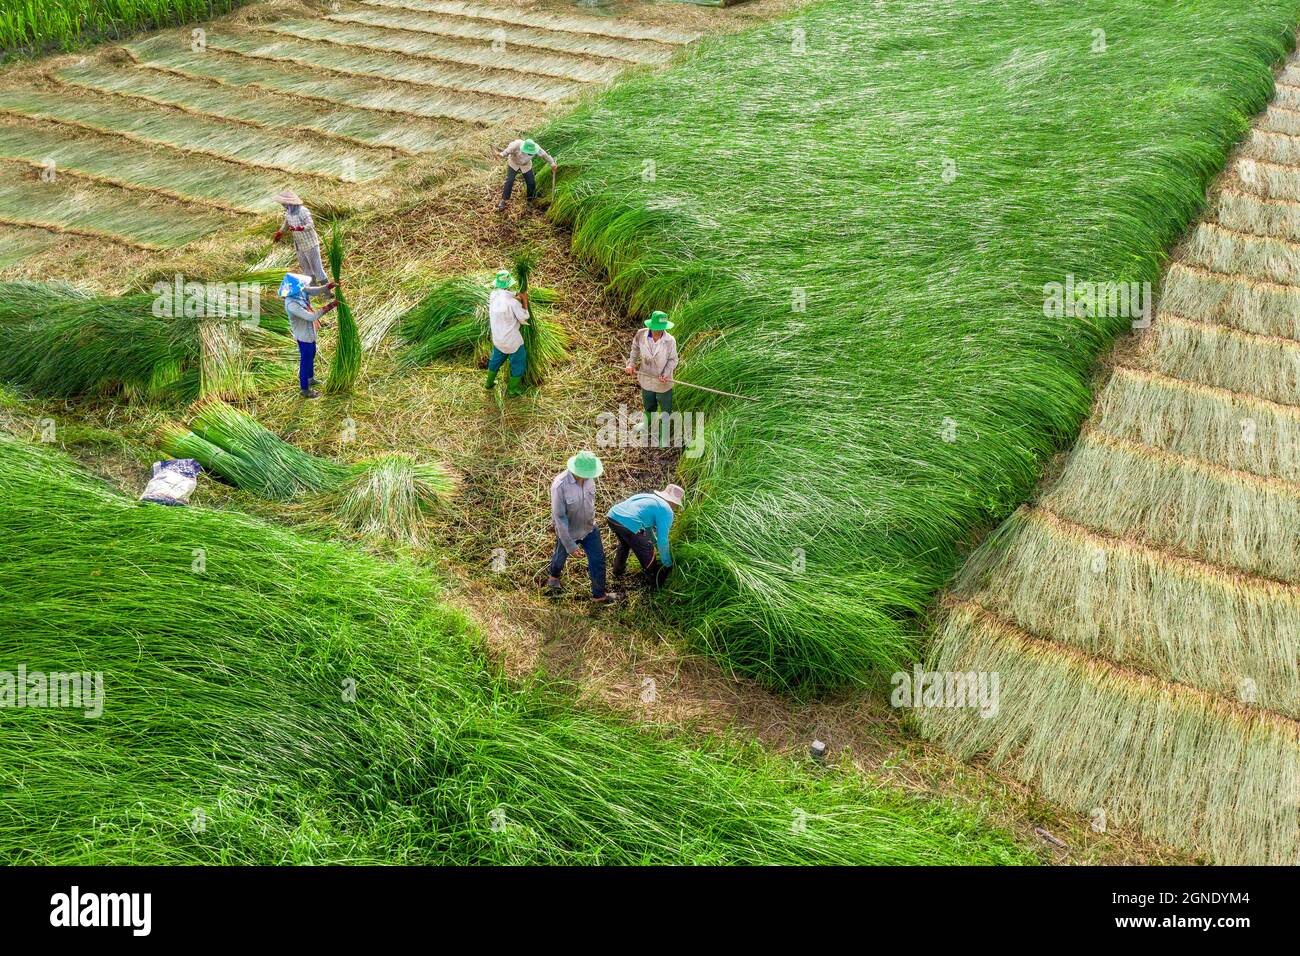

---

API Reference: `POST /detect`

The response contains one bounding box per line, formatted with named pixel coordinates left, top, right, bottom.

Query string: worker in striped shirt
left=271, top=191, right=329, bottom=288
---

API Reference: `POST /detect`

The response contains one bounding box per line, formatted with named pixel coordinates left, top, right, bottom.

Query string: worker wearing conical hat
left=546, top=451, right=622, bottom=604
left=625, top=311, right=679, bottom=447
left=495, top=138, right=556, bottom=212
left=485, top=270, right=529, bottom=397
left=271, top=191, right=328, bottom=288
left=607, top=483, right=684, bottom=589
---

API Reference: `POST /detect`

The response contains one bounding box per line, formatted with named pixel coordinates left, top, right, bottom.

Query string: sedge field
left=1, top=0, right=1298, bottom=866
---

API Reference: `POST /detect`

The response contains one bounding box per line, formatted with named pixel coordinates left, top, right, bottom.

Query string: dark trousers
left=502, top=167, right=536, bottom=202
left=641, top=387, right=674, bottom=446
left=297, top=339, right=316, bottom=391
left=548, top=527, right=606, bottom=598
left=608, top=517, right=661, bottom=581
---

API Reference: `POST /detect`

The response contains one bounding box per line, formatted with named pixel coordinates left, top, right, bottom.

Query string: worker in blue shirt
left=606, top=483, right=684, bottom=588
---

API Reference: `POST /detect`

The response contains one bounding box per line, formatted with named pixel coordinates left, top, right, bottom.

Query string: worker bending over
left=271, top=191, right=329, bottom=288
left=625, top=310, right=679, bottom=447
left=495, top=138, right=556, bottom=212
left=546, top=451, right=621, bottom=604
left=279, top=272, right=338, bottom=399
left=485, top=270, right=530, bottom=397
left=607, top=484, right=684, bottom=588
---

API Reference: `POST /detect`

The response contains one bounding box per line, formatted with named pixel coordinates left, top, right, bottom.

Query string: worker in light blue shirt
left=606, top=483, right=684, bottom=588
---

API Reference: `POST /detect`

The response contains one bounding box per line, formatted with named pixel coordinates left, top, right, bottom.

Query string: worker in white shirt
left=625, top=311, right=679, bottom=447
left=485, top=270, right=529, bottom=397
left=278, top=272, right=339, bottom=399
left=495, top=138, right=556, bottom=212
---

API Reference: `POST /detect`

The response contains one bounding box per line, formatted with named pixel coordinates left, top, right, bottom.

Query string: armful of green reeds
left=323, top=225, right=362, bottom=395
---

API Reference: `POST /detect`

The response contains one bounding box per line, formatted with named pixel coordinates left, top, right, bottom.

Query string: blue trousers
left=488, top=344, right=526, bottom=378
left=297, top=339, right=316, bottom=391
left=503, top=167, right=536, bottom=201
left=548, top=527, right=607, bottom=598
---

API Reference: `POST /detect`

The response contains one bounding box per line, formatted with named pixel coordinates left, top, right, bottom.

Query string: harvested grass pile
left=0, top=432, right=1031, bottom=864
left=397, top=267, right=568, bottom=388
left=540, top=0, right=1300, bottom=691
left=324, top=225, right=362, bottom=396
left=0, top=280, right=280, bottom=402
left=319, top=452, right=457, bottom=544
left=162, top=401, right=454, bottom=540
left=162, top=400, right=348, bottom=500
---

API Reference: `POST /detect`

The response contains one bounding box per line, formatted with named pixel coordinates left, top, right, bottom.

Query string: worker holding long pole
left=271, top=191, right=329, bottom=289
left=625, top=310, right=679, bottom=447
left=485, top=270, right=529, bottom=397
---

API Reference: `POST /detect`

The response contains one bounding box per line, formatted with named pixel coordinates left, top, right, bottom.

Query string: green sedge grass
left=324, top=225, right=363, bottom=396
left=540, top=0, right=1300, bottom=692
left=0, top=432, right=1033, bottom=865
left=0, top=0, right=248, bottom=60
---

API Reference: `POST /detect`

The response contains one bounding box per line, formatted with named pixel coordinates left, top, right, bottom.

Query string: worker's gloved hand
left=327, top=281, right=339, bottom=290
left=323, top=301, right=339, bottom=315
left=272, top=230, right=282, bottom=242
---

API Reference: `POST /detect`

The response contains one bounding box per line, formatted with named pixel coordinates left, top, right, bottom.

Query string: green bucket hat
left=521, top=139, right=540, bottom=156
left=567, top=449, right=603, bottom=479
left=644, top=310, right=674, bottom=331
left=491, top=270, right=516, bottom=290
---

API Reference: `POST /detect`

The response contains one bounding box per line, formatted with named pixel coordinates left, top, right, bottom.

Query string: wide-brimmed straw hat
left=567, top=450, right=603, bottom=479
left=272, top=190, right=303, bottom=205
left=644, top=310, right=674, bottom=331
left=653, top=484, right=684, bottom=508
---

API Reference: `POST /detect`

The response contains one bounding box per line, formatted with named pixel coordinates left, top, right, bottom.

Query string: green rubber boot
left=507, top=374, right=525, bottom=397
left=484, top=368, right=499, bottom=390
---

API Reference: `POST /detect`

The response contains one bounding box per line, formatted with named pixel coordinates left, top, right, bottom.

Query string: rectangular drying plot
left=0, top=87, right=390, bottom=182
left=362, top=0, right=701, bottom=44
left=0, top=224, right=59, bottom=269
left=257, top=20, right=590, bottom=95
left=329, top=7, right=667, bottom=67
left=0, top=121, right=282, bottom=213
left=127, top=35, right=513, bottom=125
left=0, top=167, right=239, bottom=248
left=325, top=8, right=639, bottom=75
left=57, top=63, right=463, bottom=156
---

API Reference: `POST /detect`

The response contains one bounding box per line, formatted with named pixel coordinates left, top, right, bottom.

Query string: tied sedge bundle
left=161, top=400, right=347, bottom=500
left=319, top=452, right=457, bottom=545
left=324, top=224, right=361, bottom=395
left=397, top=269, right=567, bottom=387
left=511, top=246, right=567, bottom=388
left=160, top=402, right=454, bottom=541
